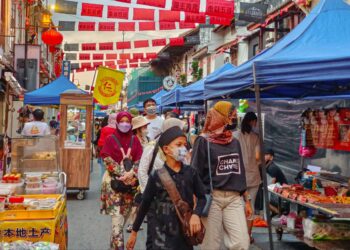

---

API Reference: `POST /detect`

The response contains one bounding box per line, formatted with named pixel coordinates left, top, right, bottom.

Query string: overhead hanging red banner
left=141, top=58, right=150, bottom=62
left=133, top=53, right=144, bottom=59
left=169, top=37, right=184, bottom=46
left=117, top=59, right=127, bottom=64
left=114, top=0, right=131, bottom=3
left=106, top=54, right=118, bottom=60
left=81, top=62, right=92, bottom=69
left=152, top=38, right=167, bottom=47
left=206, top=0, right=234, bottom=18
left=82, top=43, right=96, bottom=51
left=99, top=42, right=114, bottom=50
left=159, top=10, right=181, bottom=22
left=81, top=3, right=103, bottom=17
left=119, top=65, right=127, bottom=69
left=129, top=63, right=139, bottom=68
left=93, top=61, right=103, bottom=68
left=108, top=6, right=129, bottom=19
left=133, top=8, right=155, bottom=21
left=134, top=40, right=149, bottom=48
left=159, top=22, right=176, bottom=30
left=171, top=0, right=200, bottom=13
left=99, top=22, right=115, bottom=31
left=179, top=22, right=196, bottom=29
left=210, top=16, right=232, bottom=26
left=119, top=22, right=136, bottom=31
left=116, top=41, right=131, bottom=50
left=119, top=54, right=131, bottom=60
left=105, top=61, right=116, bottom=67
left=137, top=0, right=166, bottom=8
left=93, top=54, right=104, bottom=60
left=184, top=12, right=206, bottom=23
left=146, top=52, right=158, bottom=59
left=129, top=59, right=139, bottom=63
left=76, top=68, right=85, bottom=73
left=79, top=53, right=90, bottom=60
left=139, top=22, right=156, bottom=31
left=78, top=22, right=95, bottom=31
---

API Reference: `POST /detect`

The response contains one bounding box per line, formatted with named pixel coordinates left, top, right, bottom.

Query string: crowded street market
left=0, top=0, right=350, bottom=249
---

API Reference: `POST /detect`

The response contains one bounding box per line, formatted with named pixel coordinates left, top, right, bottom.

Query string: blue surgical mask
left=146, top=106, right=157, bottom=115
left=171, top=146, right=188, bottom=164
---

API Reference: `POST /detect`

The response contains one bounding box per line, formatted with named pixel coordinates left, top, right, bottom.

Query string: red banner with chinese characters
left=133, top=8, right=155, bottom=21
left=119, top=54, right=131, bottom=60
left=184, top=12, right=206, bottom=23
left=81, top=3, right=103, bottom=17
left=137, top=0, right=166, bottom=8
left=146, top=53, right=157, bottom=59
left=139, top=22, right=156, bottom=31
left=159, top=22, right=176, bottom=30
left=93, top=54, right=104, bottom=60
left=82, top=43, right=96, bottom=51
left=210, top=16, right=232, bottom=26
left=129, top=63, right=139, bottom=68
left=105, top=61, right=116, bottom=67
left=134, top=40, right=149, bottom=48
left=116, top=42, right=131, bottom=50
left=152, top=38, right=167, bottom=47
left=78, top=22, right=95, bottom=31
left=159, top=10, right=181, bottom=22
left=141, top=58, right=150, bottom=62
left=119, top=64, right=127, bottom=69
left=99, top=22, right=115, bottom=31
left=106, top=54, right=118, bottom=60
left=93, top=61, right=103, bottom=68
left=119, top=22, right=136, bottom=31
left=206, top=0, right=234, bottom=18
left=99, top=42, right=114, bottom=50
left=169, top=37, right=184, bottom=46
left=117, top=59, right=127, bottom=64
left=171, top=0, right=200, bottom=13
left=133, top=53, right=144, bottom=59
left=81, top=62, right=92, bottom=69
left=114, top=0, right=131, bottom=3
left=107, top=6, right=129, bottom=19
left=128, top=59, right=138, bottom=63
left=79, top=53, right=90, bottom=60
left=179, top=22, right=196, bottom=29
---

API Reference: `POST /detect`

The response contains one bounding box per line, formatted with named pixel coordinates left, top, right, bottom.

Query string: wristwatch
left=245, top=195, right=251, bottom=202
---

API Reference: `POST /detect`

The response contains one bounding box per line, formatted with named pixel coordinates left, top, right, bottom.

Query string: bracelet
left=244, top=195, right=251, bottom=202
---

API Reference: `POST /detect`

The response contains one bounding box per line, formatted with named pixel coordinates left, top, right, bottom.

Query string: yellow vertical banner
left=93, top=67, right=125, bottom=106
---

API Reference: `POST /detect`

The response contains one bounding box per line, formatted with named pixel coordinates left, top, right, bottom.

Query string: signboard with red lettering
left=81, top=3, right=103, bottom=17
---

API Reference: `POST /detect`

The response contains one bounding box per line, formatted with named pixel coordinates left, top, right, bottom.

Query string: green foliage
left=179, top=74, right=187, bottom=86
left=191, top=61, right=203, bottom=81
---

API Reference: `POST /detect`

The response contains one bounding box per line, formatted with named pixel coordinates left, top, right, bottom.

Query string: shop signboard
left=55, top=0, right=78, bottom=15
left=237, top=2, right=268, bottom=23
left=62, top=61, right=71, bottom=79
left=58, top=21, right=76, bottom=31
left=185, top=35, right=200, bottom=45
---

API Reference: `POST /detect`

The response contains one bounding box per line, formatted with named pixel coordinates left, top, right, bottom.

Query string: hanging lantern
left=41, top=12, right=52, bottom=27
left=42, top=28, right=63, bottom=46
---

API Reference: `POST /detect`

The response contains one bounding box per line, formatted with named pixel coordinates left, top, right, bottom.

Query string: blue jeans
left=98, top=158, right=105, bottom=180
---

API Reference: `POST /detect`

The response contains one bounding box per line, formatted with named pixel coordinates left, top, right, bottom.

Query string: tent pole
left=89, top=68, right=98, bottom=94
left=253, top=63, right=274, bottom=250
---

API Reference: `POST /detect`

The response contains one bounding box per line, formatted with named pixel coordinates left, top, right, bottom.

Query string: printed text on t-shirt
left=216, top=153, right=241, bottom=176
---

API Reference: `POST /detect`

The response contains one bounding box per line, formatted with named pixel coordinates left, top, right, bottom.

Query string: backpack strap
left=148, top=142, right=159, bottom=175
left=111, top=135, right=134, bottom=159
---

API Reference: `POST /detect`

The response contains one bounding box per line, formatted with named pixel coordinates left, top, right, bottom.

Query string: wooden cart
left=59, top=92, right=93, bottom=200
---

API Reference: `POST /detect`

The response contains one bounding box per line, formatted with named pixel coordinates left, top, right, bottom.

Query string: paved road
left=66, top=162, right=313, bottom=250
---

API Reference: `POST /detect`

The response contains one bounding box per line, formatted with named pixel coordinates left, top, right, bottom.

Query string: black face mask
left=226, top=118, right=238, bottom=131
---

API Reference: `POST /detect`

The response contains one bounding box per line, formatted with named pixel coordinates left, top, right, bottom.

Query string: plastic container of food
left=25, top=186, right=42, bottom=195
left=25, top=173, right=42, bottom=182
left=26, top=181, right=42, bottom=189
left=0, top=180, right=25, bottom=194
left=0, top=197, right=6, bottom=211
left=42, top=183, right=58, bottom=194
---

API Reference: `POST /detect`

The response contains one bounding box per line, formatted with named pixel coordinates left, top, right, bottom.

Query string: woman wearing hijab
left=100, top=112, right=143, bottom=250
left=191, top=101, right=251, bottom=250
left=233, top=112, right=260, bottom=243
left=127, top=126, right=206, bottom=250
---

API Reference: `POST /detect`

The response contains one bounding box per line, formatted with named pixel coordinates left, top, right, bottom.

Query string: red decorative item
left=152, top=39, right=167, bottom=47
left=106, top=54, right=118, bottom=60
left=119, top=54, right=131, bottom=60
left=81, top=3, right=104, bottom=17
left=159, top=22, right=176, bottom=30
left=159, top=10, right=181, bottom=22
left=78, top=22, right=95, bottom=31
left=206, top=0, right=234, bottom=18
left=133, top=53, right=144, bottom=59
left=119, top=64, right=127, bottom=69
left=118, top=22, right=136, bottom=31
left=99, top=42, right=114, bottom=50
left=118, top=59, right=127, bottom=64
left=184, top=12, right=206, bottom=23
left=108, top=6, right=129, bottom=19
left=99, top=22, right=115, bottom=31
left=41, top=28, right=63, bottom=46
left=49, top=46, right=56, bottom=53
left=81, top=62, right=92, bottom=69
left=137, top=0, right=166, bottom=8
left=134, top=40, right=149, bottom=48
left=179, top=22, right=196, bottom=29
left=79, top=53, right=91, bottom=60
left=169, top=37, right=184, bottom=46
left=116, top=42, right=131, bottom=50
left=114, top=0, right=131, bottom=3
left=129, top=63, right=139, bottom=68
left=133, top=8, right=155, bottom=21
left=93, top=61, right=103, bottom=68
left=210, top=16, right=232, bottom=26
left=93, top=54, right=104, bottom=60
left=139, top=22, right=156, bottom=31
left=81, top=43, right=97, bottom=51
left=129, top=59, right=139, bottom=63
left=146, top=53, right=157, bottom=59
left=171, top=0, right=200, bottom=13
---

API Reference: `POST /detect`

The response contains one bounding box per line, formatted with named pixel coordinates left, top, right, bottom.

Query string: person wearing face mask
left=233, top=111, right=260, bottom=243
left=100, top=112, right=143, bottom=250
left=132, top=116, right=150, bottom=148
left=191, top=101, right=251, bottom=250
left=143, top=98, right=164, bottom=140
left=126, top=126, right=206, bottom=250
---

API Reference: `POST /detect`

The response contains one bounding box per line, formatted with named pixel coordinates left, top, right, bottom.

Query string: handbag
left=157, top=167, right=205, bottom=246
left=110, top=135, right=137, bottom=193
left=201, top=138, right=213, bottom=217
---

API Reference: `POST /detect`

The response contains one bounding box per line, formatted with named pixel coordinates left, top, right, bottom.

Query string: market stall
left=59, top=91, right=93, bottom=200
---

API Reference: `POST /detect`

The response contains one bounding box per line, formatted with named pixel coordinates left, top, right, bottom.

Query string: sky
left=49, top=0, right=204, bottom=89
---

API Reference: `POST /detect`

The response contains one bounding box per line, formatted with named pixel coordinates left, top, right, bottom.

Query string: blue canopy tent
left=24, top=76, right=84, bottom=105
left=160, top=85, right=183, bottom=107
left=178, top=63, right=235, bottom=105
left=204, top=0, right=350, bottom=100
left=151, top=89, right=167, bottom=105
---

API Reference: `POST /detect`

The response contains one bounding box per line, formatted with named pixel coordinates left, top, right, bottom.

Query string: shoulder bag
left=201, top=138, right=213, bottom=217
left=157, top=167, right=205, bottom=246
left=110, top=135, right=138, bottom=193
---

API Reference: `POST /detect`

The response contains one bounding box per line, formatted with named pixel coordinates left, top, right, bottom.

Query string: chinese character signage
left=238, top=2, right=268, bottom=23
left=62, top=61, right=71, bottom=79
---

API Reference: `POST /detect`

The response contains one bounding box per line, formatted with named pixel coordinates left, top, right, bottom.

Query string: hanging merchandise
left=42, top=29, right=63, bottom=46
left=133, top=8, right=155, bottom=20
left=118, top=22, right=136, bottom=31
left=81, top=3, right=104, bottom=17
left=107, top=6, right=129, bottom=19
left=98, top=22, right=115, bottom=31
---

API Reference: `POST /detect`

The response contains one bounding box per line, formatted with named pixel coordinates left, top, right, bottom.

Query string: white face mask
left=141, top=128, right=148, bottom=138
left=170, top=146, right=189, bottom=164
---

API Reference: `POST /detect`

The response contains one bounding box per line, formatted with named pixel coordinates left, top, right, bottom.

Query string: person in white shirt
left=143, top=98, right=163, bottom=140
left=21, top=109, right=50, bottom=137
